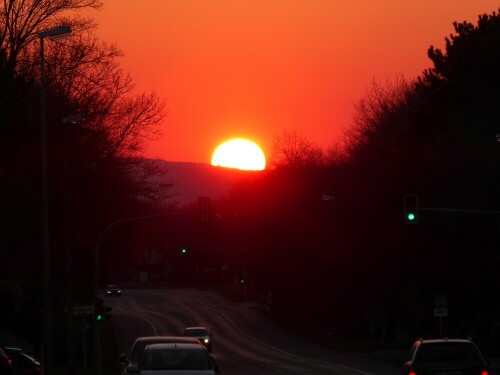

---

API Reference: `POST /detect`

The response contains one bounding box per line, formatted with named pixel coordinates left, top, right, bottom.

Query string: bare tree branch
left=270, top=129, right=326, bottom=168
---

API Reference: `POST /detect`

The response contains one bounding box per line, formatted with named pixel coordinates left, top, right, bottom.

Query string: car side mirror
left=120, top=353, right=128, bottom=364
left=126, top=364, right=139, bottom=373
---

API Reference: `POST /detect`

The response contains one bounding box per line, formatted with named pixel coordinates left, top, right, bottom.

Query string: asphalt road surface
left=106, top=288, right=405, bottom=375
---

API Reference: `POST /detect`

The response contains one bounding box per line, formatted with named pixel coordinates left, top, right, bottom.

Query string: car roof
left=418, top=338, right=475, bottom=344
left=145, top=343, right=207, bottom=350
left=133, top=336, right=201, bottom=346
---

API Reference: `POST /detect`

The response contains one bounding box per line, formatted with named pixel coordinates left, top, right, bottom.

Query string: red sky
left=90, top=1, right=499, bottom=164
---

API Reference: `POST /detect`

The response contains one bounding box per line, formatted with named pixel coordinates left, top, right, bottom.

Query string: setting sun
left=211, top=139, right=266, bottom=171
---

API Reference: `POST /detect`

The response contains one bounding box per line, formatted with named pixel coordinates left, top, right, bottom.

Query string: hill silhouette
left=153, top=160, right=261, bottom=206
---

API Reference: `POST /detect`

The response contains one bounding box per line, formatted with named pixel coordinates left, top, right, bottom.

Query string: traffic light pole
left=404, top=194, right=500, bottom=224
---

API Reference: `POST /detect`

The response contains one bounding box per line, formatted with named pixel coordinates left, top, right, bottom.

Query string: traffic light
left=404, top=194, right=418, bottom=224
left=198, top=196, right=211, bottom=224
left=181, top=246, right=187, bottom=254
left=95, top=298, right=112, bottom=321
left=95, top=298, right=104, bottom=321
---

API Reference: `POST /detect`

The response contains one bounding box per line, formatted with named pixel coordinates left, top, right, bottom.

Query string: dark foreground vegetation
left=1, top=1, right=499, bottom=372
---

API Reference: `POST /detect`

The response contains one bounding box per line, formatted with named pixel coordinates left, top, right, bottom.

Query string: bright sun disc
left=212, top=139, right=266, bottom=170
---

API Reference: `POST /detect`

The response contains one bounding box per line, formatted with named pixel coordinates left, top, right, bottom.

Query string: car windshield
left=141, top=348, right=211, bottom=370
left=415, top=343, right=481, bottom=362
left=184, top=329, right=208, bottom=337
left=130, top=339, right=197, bottom=362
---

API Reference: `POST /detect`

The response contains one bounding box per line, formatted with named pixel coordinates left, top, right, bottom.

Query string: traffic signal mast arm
left=418, top=206, right=500, bottom=215
left=404, top=194, right=500, bottom=224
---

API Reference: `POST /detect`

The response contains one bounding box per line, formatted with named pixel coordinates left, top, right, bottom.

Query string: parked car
left=104, top=284, right=122, bottom=296
left=182, top=327, right=213, bottom=352
left=401, top=337, right=489, bottom=375
left=2, top=347, right=40, bottom=375
left=0, top=347, right=12, bottom=375
left=121, top=336, right=202, bottom=374
left=127, top=343, right=220, bottom=374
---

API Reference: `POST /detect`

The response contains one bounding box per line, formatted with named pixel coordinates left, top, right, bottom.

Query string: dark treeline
left=213, top=10, right=500, bottom=352
left=0, top=0, right=168, bottom=356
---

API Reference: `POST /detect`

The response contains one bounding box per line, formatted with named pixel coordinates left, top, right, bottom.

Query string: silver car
left=127, top=343, right=220, bottom=374
left=121, top=336, right=202, bottom=375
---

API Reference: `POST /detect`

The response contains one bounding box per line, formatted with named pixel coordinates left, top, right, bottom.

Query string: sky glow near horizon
left=90, top=1, right=499, bottom=164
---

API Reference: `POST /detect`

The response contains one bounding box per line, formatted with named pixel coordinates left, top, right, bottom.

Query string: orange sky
left=90, top=1, right=499, bottom=164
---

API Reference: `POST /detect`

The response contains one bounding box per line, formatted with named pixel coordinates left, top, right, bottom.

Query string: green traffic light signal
left=404, top=194, right=418, bottom=224
left=95, top=297, right=105, bottom=321
left=181, top=248, right=187, bottom=254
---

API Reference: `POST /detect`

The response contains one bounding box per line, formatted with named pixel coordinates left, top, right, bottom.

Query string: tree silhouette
left=0, top=0, right=168, bottom=334
left=218, top=8, right=500, bottom=348
left=270, top=129, right=326, bottom=168
left=0, top=0, right=102, bottom=73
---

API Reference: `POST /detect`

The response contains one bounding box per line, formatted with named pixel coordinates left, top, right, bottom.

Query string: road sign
left=433, top=294, right=448, bottom=308
left=434, top=308, right=448, bottom=317
left=73, top=305, right=94, bottom=315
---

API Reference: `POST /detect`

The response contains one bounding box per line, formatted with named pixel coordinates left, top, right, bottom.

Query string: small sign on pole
left=433, top=294, right=448, bottom=308
left=433, top=308, right=448, bottom=317
left=73, top=305, right=94, bottom=315
left=433, top=295, right=448, bottom=338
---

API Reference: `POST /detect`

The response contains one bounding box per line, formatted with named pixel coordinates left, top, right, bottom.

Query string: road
left=106, top=288, right=403, bottom=375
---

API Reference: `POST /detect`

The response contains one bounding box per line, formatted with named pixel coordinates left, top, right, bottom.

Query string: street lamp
left=321, top=194, right=335, bottom=202
left=38, top=25, right=72, bottom=375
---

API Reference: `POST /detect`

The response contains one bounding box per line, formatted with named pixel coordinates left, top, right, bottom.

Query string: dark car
left=401, top=338, right=489, bottom=375
left=104, top=284, right=122, bottom=296
left=0, top=347, right=12, bottom=375
left=120, top=336, right=202, bottom=374
left=2, top=348, right=40, bottom=375
left=182, top=327, right=213, bottom=352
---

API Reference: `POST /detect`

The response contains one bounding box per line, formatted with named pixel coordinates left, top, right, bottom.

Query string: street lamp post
left=37, top=25, right=72, bottom=375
